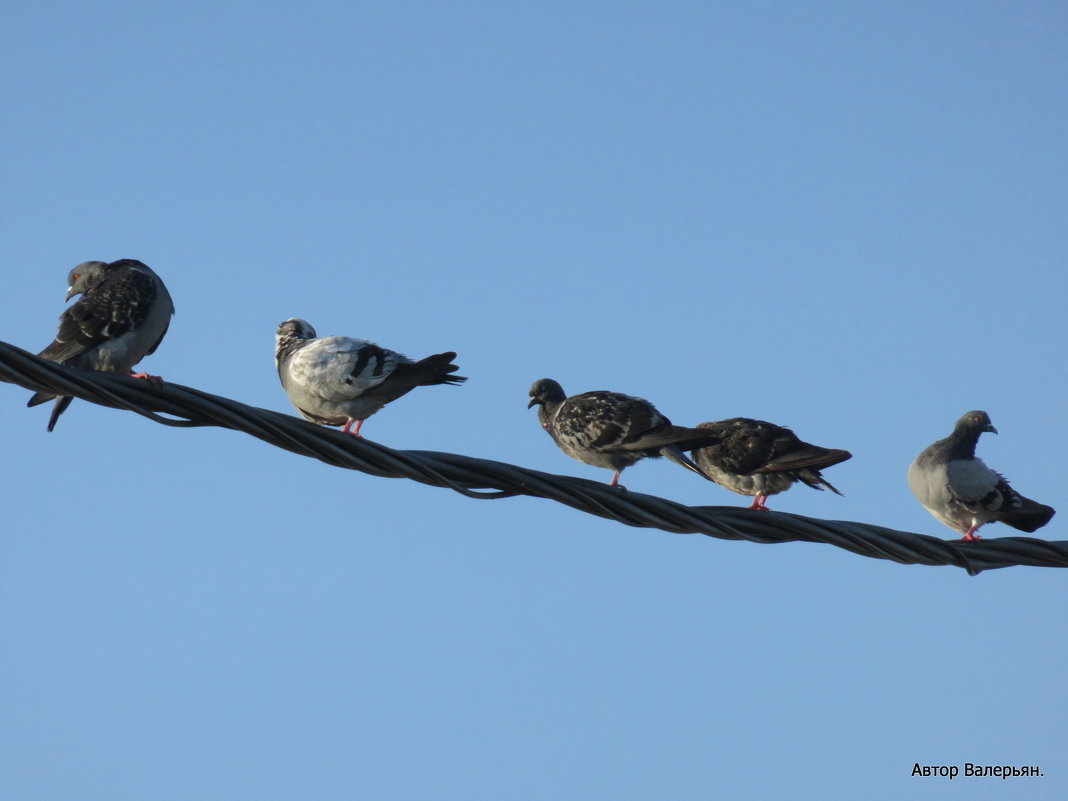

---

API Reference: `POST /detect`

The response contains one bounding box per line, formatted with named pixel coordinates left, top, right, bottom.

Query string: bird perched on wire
left=28, top=259, right=174, bottom=431
left=907, top=410, right=1054, bottom=542
left=688, top=417, right=851, bottom=510
left=527, top=378, right=719, bottom=488
left=275, top=318, right=466, bottom=439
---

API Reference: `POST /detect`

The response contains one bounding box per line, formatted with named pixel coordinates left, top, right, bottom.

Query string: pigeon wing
left=694, top=419, right=778, bottom=473
left=39, top=266, right=161, bottom=364
left=944, top=457, right=1002, bottom=512
left=551, top=392, right=658, bottom=452
left=285, top=336, right=405, bottom=402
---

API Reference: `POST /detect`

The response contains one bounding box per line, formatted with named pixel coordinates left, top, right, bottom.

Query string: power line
left=2, top=340, right=1063, bottom=575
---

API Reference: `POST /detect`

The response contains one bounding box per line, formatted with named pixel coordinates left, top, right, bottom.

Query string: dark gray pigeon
left=28, top=259, right=174, bottom=431
left=690, top=418, right=852, bottom=510
left=275, top=318, right=466, bottom=438
left=908, top=410, right=1055, bottom=541
left=527, top=378, right=718, bottom=488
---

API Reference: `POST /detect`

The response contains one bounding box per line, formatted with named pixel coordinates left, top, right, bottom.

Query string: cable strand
left=2, top=340, right=1063, bottom=575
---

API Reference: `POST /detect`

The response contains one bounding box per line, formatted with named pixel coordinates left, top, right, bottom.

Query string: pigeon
left=275, top=318, right=466, bottom=438
left=527, top=378, right=719, bottom=488
left=28, top=259, right=174, bottom=431
left=689, top=418, right=852, bottom=510
left=907, top=410, right=1055, bottom=541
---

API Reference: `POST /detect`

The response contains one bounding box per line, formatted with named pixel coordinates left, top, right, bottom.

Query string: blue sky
left=2, top=1, right=1066, bottom=799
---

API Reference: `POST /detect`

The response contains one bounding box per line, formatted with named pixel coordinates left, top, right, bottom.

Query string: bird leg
left=129, top=370, right=164, bottom=385
left=961, top=525, right=982, bottom=542
left=748, top=494, right=770, bottom=511
left=341, top=419, right=366, bottom=438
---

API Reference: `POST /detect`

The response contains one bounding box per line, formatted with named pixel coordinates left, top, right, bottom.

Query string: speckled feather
left=28, top=259, right=174, bottom=430
left=528, top=378, right=717, bottom=481
left=275, top=318, right=466, bottom=431
left=691, top=417, right=851, bottom=500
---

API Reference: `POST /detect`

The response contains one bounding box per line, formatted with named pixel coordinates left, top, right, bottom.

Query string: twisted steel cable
left=2, top=340, right=1064, bottom=575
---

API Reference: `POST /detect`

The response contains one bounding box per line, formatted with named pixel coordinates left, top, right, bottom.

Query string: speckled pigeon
left=908, top=410, right=1054, bottom=541
left=275, top=318, right=466, bottom=438
left=28, top=259, right=174, bottom=431
left=527, top=378, right=718, bottom=488
left=689, top=417, right=852, bottom=510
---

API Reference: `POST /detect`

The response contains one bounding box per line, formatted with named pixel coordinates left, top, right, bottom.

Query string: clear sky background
left=2, top=2, right=1066, bottom=799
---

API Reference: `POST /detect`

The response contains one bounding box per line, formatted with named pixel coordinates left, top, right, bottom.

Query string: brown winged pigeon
left=527, top=378, right=719, bottom=488
left=29, top=259, right=174, bottom=431
left=689, top=417, right=851, bottom=510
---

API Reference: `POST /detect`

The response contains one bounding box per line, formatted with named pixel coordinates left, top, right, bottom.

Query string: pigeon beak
left=527, top=398, right=538, bottom=409
left=986, top=424, right=998, bottom=435
left=64, top=286, right=77, bottom=302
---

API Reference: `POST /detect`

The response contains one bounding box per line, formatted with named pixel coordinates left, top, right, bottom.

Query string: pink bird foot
left=129, top=370, right=164, bottom=385
left=341, top=419, right=366, bottom=438
left=748, top=495, right=771, bottom=511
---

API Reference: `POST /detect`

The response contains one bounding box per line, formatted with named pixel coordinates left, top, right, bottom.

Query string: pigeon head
left=275, top=318, right=317, bottom=362
left=277, top=318, right=316, bottom=340
left=955, top=410, right=997, bottom=436
left=528, top=378, right=567, bottom=410
left=65, top=261, right=109, bottom=301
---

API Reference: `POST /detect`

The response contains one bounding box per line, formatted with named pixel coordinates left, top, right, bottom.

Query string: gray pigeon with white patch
left=28, top=259, right=174, bottom=431
left=527, top=378, right=718, bottom=488
left=275, top=318, right=466, bottom=438
left=690, top=417, right=852, bottom=510
left=907, top=410, right=1055, bottom=541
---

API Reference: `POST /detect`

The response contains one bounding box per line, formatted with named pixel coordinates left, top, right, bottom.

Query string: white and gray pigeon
left=908, top=410, right=1055, bottom=541
left=689, top=418, right=852, bottom=510
left=527, top=378, right=719, bottom=488
left=275, top=318, right=466, bottom=438
left=28, top=259, right=174, bottom=431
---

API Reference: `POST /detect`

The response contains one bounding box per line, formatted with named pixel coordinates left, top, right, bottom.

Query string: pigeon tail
left=27, top=390, right=53, bottom=408
left=659, top=444, right=712, bottom=480
left=620, top=425, right=722, bottom=453
left=399, top=352, right=467, bottom=387
left=796, top=468, right=845, bottom=496
left=29, top=390, right=75, bottom=431
left=46, top=396, right=74, bottom=431
left=766, top=447, right=853, bottom=473
left=999, top=500, right=1055, bottom=533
